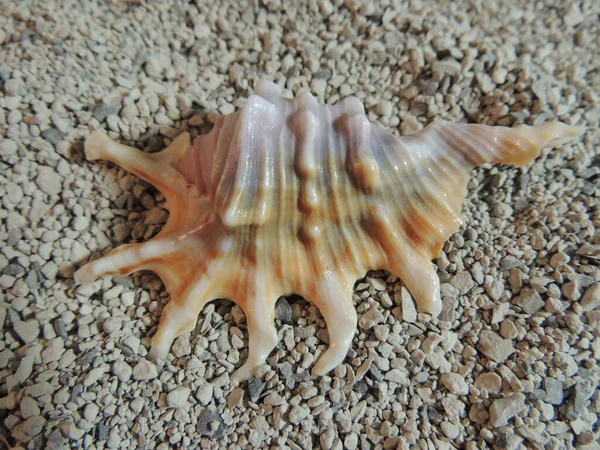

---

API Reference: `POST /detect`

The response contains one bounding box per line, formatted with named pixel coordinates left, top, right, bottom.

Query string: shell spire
left=75, top=79, right=584, bottom=384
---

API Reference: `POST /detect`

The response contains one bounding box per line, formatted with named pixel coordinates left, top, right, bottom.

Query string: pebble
left=311, top=79, right=327, bottom=98
left=84, top=367, right=106, bottom=386
left=196, top=383, right=214, bottom=405
left=84, top=403, right=99, bottom=422
left=451, top=271, right=475, bottom=293
left=274, top=297, right=293, bottom=324
left=13, top=320, right=40, bottom=344
left=248, top=379, right=266, bottom=403
left=475, top=372, right=502, bottom=393
left=35, top=166, right=62, bottom=196
left=20, top=396, right=40, bottom=418
left=489, top=393, right=526, bottom=427
left=167, top=387, right=190, bottom=409
left=440, top=373, right=469, bottom=395
left=112, top=360, right=133, bottom=382
left=399, top=287, right=417, bottom=323
left=376, top=100, right=393, bottom=117
left=580, top=284, right=600, bottom=311
left=227, top=387, right=245, bottom=408
left=289, top=404, right=310, bottom=424
left=15, top=355, right=35, bottom=383
left=440, top=421, right=459, bottom=439
left=0, top=138, right=18, bottom=157
left=359, top=307, right=384, bottom=329
left=11, top=415, right=46, bottom=441
left=132, top=359, right=158, bottom=381
left=0, top=2, right=597, bottom=449
left=264, top=393, right=285, bottom=406
left=512, top=288, right=545, bottom=314
left=477, top=330, right=515, bottom=363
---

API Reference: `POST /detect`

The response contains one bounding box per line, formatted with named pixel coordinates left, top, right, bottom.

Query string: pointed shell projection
left=75, top=79, right=583, bottom=384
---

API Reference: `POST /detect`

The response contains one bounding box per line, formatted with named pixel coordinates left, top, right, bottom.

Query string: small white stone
left=15, top=355, right=35, bottom=383
left=112, top=360, right=132, bottom=382
left=264, top=393, right=285, bottom=406
left=84, top=367, right=106, bottom=386
left=359, top=307, right=383, bottom=329
left=376, top=100, right=393, bottom=117
left=489, top=393, right=526, bottom=427
left=478, top=330, right=514, bottom=363
left=167, top=387, right=190, bottom=409
left=311, top=79, right=327, bottom=98
left=133, top=359, right=158, bottom=381
left=196, top=383, right=213, bottom=405
left=72, top=216, right=90, bottom=231
left=400, top=287, right=417, bottom=323
left=289, top=404, right=310, bottom=424
left=20, top=396, right=40, bottom=419
left=440, top=421, right=459, bottom=439
left=0, top=138, right=18, bottom=157
left=35, top=166, right=62, bottom=196
left=440, top=373, right=469, bottom=395
left=83, top=402, right=99, bottom=422
left=13, top=320, right=40, bottom=344
left=580, top=284, right=600, bottom=311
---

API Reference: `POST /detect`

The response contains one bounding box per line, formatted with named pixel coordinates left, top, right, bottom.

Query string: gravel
left=1, top=0, right=599, bottom=449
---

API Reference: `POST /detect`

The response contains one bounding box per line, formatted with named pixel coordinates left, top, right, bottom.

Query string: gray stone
left=248, top=378, right=266, bottom=403
left=15, top=354, right=35, bottom=383
left=41, top=128, right=64, bottom=145
left=478, top=330, right=514, bottom=363
left=198, top=408, right=224, bottom=438
left=489, top=393, right=526, bottom=427
left=563, top=378, right=596, bottom=420
left=580, top=284, right=600, bottom=311
left=274, top=297, right=293, bottom=324
left=512, top=288, right=545, bottom=314
left=11, top=415, right=46, bottom=442
left=96, top=421, right=109, bottom=440
left=93, top=103, right=118, bottom=122
left=47, top=429, right=68, bottom=450
left=13, top=319, right=40, bottom=344
left=544, top=377, right=564, bottom=405
left=450, top=270, right=476, bottom=293
left=20, top=396, right=40, bottom=418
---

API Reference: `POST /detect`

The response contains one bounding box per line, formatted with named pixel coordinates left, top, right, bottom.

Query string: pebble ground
left=1, top=1, right=599, bottom=449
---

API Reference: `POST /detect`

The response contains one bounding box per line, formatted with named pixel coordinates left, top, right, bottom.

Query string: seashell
left=75, top=79, right=583, bottom=384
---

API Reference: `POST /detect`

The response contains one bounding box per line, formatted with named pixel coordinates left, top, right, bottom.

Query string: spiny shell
left=75, top=79, right=583, bottom=384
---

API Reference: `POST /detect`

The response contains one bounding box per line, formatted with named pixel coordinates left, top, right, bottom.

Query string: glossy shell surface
left=75, top=79, right=583, bottom=384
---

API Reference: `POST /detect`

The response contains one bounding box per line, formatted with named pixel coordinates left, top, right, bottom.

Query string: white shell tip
left=84, top=131, right=112, bottom=161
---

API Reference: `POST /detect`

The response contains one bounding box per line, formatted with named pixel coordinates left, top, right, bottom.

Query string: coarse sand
left=0, top=1, right=599, bottom=449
